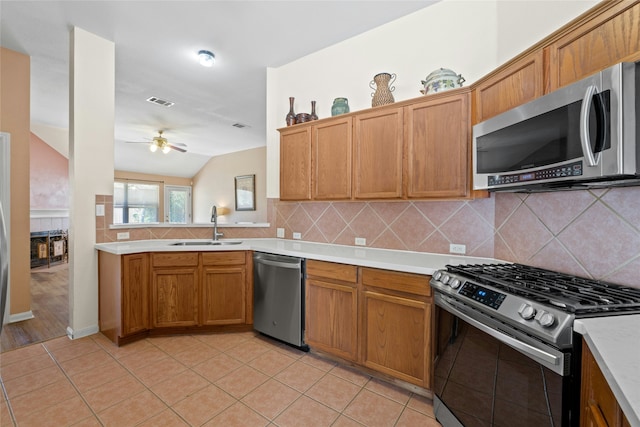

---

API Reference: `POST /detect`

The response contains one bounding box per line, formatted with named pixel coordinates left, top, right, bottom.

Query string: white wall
left=192, top=146, right=267, bottom=224
left=31, top=123, right=69, bottom=158
left=68, top=27, right=114, bottom=339
left=265, top=0, right=600, bottom=198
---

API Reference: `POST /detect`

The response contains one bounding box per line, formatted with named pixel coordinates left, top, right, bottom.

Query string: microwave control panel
left=488, top=161, right=583, bottom=186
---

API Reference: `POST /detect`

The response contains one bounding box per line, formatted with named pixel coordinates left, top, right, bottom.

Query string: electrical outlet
left=355, top=237, right=366, bottom=246
left=450, top=243, right=466, bottom=254
left=117, top=232, right=130, bottom=240
left=95, top=204, right=105, bottom=216
left=276, top=228, right=285, bottom=238
left=292, top=232, right=301, bottom=240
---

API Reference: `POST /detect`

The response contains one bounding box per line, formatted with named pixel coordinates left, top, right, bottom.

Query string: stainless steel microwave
left=473, top=62, right=639, bottom=192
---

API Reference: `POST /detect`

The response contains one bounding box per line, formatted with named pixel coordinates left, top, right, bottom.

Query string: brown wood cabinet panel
left=306, top=259, right=357, bottom=284
left=152, top=252, right=199, bottom=267
left=405, top=92, right=469, bottom=198
left=152, top=267, right=199, bottom=327
left=581, top=340, right=630, bottom=427
left=353, top=107, right=404, bottom=199
left=280, top=126, right=312, bottom=200
left=548, top=1, right=640, bottom=90
left=98, top=251, right=122, bottom=343
left=361, top=290, right=431, bottom=387
left=306, top=278, right=358, bottom=361
left=201, top=266, right=246, bottom=325
left=474, top=50, right=544, bottom=123
left=202, top=251, right=246, bottom=266
left=122, top=253, right=149, bottom=336
left=313, top=117, right=352, bottom=200
left=361, top=267, right=431, bottom=297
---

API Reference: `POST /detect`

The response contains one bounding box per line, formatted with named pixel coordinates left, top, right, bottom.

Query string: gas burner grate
left=446, top=263, right=640, bottom=314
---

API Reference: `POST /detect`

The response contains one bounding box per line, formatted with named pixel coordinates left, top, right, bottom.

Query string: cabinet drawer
left=202, top=251, right=246, bottom=266
left=152, top=252, right=199, bottom=267
left=361, top=267, right=431, bottom=297
left=306, top=260, right=357, bottom=284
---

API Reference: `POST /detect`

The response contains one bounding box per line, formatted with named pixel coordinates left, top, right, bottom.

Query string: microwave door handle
left=580, top=85, right=602, bottom=167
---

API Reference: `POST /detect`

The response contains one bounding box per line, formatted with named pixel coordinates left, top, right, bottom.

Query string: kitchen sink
left=170, top=241, right=243, bottom=246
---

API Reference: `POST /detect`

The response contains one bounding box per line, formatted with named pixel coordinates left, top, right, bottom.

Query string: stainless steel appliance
left=0, top=132, right=10, bottom=332
left=253, top=252, right=308, bottom=350
left=473, top=62, right=639, bottom=192
left=430, top=263, right=640, bottom=427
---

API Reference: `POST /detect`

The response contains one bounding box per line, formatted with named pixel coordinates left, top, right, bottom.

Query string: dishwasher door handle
left=255, top=258, right=301, bottom=270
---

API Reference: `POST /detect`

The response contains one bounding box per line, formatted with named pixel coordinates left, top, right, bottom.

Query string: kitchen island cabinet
left=305, top=260, right=358, bottom=361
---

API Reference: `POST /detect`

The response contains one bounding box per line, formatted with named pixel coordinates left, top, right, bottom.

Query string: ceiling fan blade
left=168, top=144, right=187, bottom=153
left=124, top=141, right=151, bottom=144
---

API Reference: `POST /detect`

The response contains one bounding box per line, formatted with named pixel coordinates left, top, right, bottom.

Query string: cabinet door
left=122, top=253, right=149, bottom=336
left=361, top=290, right=431, bottom=387
left=548, top=1, right=640, bottom=91
left=305, top=278, right=358, bottom=361
left=474, top=50, right=544, bottom=123
left=353, top=107, right=403, bottom=199
left=152, top=267, right=199, bottom=327
left=313, top=117, right=352, bottom=200
left=405, top=92, right=469, bottom=198
left=201, top=266, right=246, bottom=325
left=280, top=126, right=312, bottom=200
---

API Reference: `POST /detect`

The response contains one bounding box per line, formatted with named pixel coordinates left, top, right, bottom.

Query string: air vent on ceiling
left=232, top=123, right=249, bottom=129
left=146, top=96, right=175, bottom=108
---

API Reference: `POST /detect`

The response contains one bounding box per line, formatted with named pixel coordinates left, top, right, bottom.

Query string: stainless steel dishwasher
left=253, top=252, right=308, bottom=350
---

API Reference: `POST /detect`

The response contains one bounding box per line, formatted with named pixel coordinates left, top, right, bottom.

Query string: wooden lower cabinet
left=151, top=252, right=199, bottom=328
left=305, top=260, right=358, bottom=361
left=201, top=251, right=249, bottom=325
left=581, top=340, right=631, bottom=427
left=98, top=252, right=150, bottom=345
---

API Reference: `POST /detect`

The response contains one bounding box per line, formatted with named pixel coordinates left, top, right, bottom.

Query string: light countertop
left=575, top=315, right=640, bottom=427
left=95, top=238, right=498, bottom=276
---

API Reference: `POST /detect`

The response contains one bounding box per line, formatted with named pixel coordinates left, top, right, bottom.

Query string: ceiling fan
left=126, top=130, right=187, bottom=153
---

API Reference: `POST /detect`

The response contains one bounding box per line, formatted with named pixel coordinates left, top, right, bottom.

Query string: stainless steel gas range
left=430, top=263, right=640, bottom=427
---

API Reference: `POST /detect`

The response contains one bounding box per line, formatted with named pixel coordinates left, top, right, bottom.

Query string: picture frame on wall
left=235, top=174, right=256, bottom=211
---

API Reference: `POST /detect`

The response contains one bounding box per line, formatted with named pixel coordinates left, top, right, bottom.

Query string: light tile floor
left=0, top=331, right=442, bottom=426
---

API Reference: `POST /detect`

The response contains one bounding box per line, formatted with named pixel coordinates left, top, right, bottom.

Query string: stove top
left=446, top=263, right=640, bottom=316
left=430, top=263, right=640, bottom=349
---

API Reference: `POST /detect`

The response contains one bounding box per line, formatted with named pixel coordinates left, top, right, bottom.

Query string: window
left=113, top=182, right=159, bottom=224
left=164, top=185, right=191, bottom=224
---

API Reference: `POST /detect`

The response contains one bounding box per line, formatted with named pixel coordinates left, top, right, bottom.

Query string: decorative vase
left=310, top=101, right=318, bottom=120
left=285, top=97, right=296, bottom=126
left=331, top=98, right=350, bottom=116
left=370, top=72, right=396, bottom=107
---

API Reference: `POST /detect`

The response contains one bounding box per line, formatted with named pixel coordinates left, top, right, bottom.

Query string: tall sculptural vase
left=370, top=72, right=396, bottom=107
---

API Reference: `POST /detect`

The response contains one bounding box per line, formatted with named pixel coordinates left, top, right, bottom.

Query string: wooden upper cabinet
left=280, top=125, right=312, bottom=200
left=312, top=117, right=352, bottom=200
left=473, top=50, right=544, bottom=123
left=405, top=91, right=469, bottom=199
left=548, top=0, right=640, bottom=91
left=353, top=107, right=404, bottom=199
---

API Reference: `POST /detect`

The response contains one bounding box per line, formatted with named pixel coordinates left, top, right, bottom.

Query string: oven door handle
left=437, top=295, right=566, bottom=375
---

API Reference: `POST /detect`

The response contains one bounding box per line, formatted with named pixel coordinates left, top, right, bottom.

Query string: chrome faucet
left=211, top=205, right=224, bottom=241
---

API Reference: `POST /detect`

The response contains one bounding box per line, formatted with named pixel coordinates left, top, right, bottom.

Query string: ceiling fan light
left=198, top=50, right=215, bottom=67
left=162, top=145, right=171, bottom=154
left=149, top=143, right=158, bottom=152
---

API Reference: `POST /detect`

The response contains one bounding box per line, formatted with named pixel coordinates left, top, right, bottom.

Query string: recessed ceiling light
left=198, top=50, right=215, bottom=67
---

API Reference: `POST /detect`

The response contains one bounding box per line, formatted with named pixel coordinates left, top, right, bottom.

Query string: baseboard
left=66, top=324, right=99, bottom=340
left=9, top=310, right=34, bottom=323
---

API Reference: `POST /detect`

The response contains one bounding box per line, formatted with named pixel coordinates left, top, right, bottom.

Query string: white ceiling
left=0, top=0, right=436, bottom=178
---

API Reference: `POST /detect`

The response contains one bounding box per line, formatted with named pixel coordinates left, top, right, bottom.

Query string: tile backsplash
left=95, top=186, right=640, bottom=289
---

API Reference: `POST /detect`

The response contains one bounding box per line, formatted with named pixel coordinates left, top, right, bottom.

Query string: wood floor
left=0, top=264, right=68, bottom=352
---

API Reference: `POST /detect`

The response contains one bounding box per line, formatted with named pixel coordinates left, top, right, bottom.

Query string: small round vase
left=331, top=98, right=350, bottom=116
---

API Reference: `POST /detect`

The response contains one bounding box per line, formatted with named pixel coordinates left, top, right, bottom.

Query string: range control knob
left=433, top=271, right=443, bottom=281
left=450, top=279, right=461, bottom=289
left=535, top=310, right=555, bottom=328
left=518, top=303, right=536, bottom=320
left=441, top=274, right=450, bottom=285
